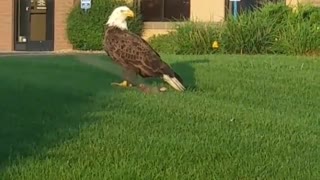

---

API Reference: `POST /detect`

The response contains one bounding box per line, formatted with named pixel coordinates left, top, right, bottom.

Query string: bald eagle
left=103, top=6, right=185, bottom=92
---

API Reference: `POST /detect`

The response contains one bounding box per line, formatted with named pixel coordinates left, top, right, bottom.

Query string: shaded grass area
left=0, top=54, right=320, bottom=179
left=0, top=55, right=122, bottom=167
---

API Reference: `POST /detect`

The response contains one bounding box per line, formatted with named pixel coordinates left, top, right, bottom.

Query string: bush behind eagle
left=67, top=0, right=144, bottom=50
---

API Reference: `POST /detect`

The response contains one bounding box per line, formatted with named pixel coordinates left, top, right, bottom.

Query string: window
left=225, top=0, right=285, bottom=18
left=139, top=0, right=190, bottom=21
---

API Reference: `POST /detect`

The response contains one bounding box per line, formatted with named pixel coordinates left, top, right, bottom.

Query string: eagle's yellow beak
left=124, top=10, right=135, bottom=18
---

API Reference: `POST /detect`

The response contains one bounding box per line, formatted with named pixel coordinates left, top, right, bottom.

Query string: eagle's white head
left=106, top=6, right=135, bottom=30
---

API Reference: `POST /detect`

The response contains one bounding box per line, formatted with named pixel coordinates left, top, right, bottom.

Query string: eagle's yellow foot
left=111, top=80, right=132, bottom=88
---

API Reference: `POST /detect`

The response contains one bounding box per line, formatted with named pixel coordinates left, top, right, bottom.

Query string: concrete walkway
left=0, top=50, right=106, bottom=57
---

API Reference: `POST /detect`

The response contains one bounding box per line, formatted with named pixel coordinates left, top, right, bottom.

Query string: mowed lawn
left=0, top=54, right=319, bottom=179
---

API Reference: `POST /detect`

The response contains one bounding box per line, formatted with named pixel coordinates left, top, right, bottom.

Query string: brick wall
left=0, top=0, right=13, bottom=52
left=190, top=0, right=225, bottom=22
left=311, top=0, right=320, bottom=6
left=286, top=0, right=320, bottom=6
left=0, top=0, right=75, bottom=52
left=54, top=0, right=75, bottom=51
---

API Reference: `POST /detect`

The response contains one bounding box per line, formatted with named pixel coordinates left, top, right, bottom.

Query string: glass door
left=14, top=0, right=54, bottom=51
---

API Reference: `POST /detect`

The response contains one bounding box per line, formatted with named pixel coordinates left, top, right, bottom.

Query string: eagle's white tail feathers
left=163, top=74, right=185, bottom=92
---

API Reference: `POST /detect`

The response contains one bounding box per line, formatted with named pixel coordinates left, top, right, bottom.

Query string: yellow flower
left=212, top=41, right=219, bottom=49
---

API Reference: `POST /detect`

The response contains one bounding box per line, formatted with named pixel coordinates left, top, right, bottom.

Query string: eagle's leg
left=111, top=69, right=136, bottom=88
left=123, top=69, right=138, bottom=87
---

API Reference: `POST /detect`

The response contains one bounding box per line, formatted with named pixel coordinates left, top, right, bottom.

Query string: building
left=0, top=0, right=75, bottom=52
left=0, top=0, right=318, bottom=52
left=286, top=0, right=320, bottom=6
left=140, top=0, right=226, bottom=39
left=0, top=0, right=228, bottom=52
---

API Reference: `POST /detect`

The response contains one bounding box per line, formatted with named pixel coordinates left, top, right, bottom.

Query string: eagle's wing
left=105, top=28, right=171, bottom=77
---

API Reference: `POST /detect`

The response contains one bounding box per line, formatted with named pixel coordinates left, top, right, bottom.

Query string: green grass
left=0, top=54, right=319, bottom=179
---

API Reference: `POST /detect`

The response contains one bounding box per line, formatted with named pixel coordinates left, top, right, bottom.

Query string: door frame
left=13, top=0, right=55, bottom=51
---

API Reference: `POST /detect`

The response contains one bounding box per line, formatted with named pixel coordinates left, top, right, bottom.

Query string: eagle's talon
left=111, top=81, right=132, bottom=88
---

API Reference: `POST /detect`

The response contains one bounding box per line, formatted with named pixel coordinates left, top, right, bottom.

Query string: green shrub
left=148, top=2, right=319, bottom=56
left=220, top=3, right=291, bottom=54
left=274, top=4, right=320, bottom=55
left=274, top=21, right=320, bottom=55
left=149, top=21, right=221, bottom=55
left=174, top=21, right=221, bottom=55
left=220, top=2, right=320, bottom=55
left=294, top=3, right=320, bottom=24
left=67, top=0, right=143, bottom=50
left=148, top=32, right=178, bottom=54
left=220, top=12, right=276, bottom=54
left=257, top=2, right=292, bottom=27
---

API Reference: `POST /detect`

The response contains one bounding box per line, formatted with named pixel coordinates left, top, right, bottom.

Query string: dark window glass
left=164, top=0, right=190, bottom=21
left=140, top=0, right=190, bottom=21
left=140, top=0, right=163, bottom=21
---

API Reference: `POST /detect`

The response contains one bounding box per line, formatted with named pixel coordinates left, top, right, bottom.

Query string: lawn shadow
left=0, top=55, right=124, bottom=171
left=139, top=59, right=209, bottom=92
left=171, top=59, right=209, bottom=92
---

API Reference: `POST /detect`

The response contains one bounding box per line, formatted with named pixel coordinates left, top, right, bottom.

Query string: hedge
left=67, top=0, right=144, bottom=50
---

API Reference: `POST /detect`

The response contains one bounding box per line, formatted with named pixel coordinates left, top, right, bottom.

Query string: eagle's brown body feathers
left=104, top=26, right=184, bottom=90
